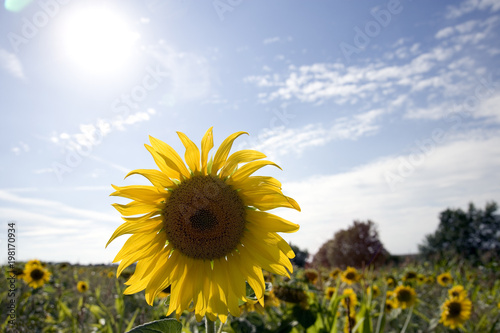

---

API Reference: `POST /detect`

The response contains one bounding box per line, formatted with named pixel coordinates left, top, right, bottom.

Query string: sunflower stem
left=205, top=317, right=216, bottom=333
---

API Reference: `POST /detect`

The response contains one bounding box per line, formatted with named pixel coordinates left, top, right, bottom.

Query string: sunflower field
left=2, top=259, right=500, bottom=332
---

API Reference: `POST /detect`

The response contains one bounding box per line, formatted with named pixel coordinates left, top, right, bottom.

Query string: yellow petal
left=220, top=150, right=266, bottom=179
left=200, top=127, right=214, bottom=175
left=125, top=169, right=174, bottom=188
left=112, top=201, right=161, bottom=216
left=242, top=193, right=299, bottom=211
left=110, top=184, right=166, bottom=203
left=211, top=131, right=248, bottom=176
left=106, top=216, right=162, bottom=247
left=145, top=250, right=181, bottom=305
left=245, top=209, right=299, bottom=233
left=149, top=136, right=190, bottom=179
left=144, top=144, right=179, bottom=179
left=177, top=131, right=201, bottom=173
left=230, top=160, right=281, bottom=183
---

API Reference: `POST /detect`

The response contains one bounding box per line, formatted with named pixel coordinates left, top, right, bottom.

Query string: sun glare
left=60, top=6, right=139, bottom=75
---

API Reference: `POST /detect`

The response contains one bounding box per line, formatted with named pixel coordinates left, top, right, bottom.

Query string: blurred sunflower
left=341, top=267, right=360, bottom=285
left=393, top=285, right=417, bottom=309
left=440, top=297, right=472, bottom=329
left=385, top=299, right=396, bottom=312
left=402, top=271, right=417, bottom=283
left=437, top=272, right=453, bottom=286
left=107, top=128, right=300, bottom=322
left=417, top=274, right=426, bottom=284
left=329, top=268, right=341, bottom=279
left=77, top=281, right=89, bottom=293
left=325, top=287, right=336, bottom=300
left=448, top=285, right=467, bottom=299
left=23, top=264, right=51, bottom=289
left=425, top=276, right=435, bottom=284
left=107, top=271, right=115, bottom=278
left=158, top=286, right=171, bottom=299
left=386, top=275, right=396, bottom=288
left=367, top=285, right=380, bottom=298
left=341, top=288, right=358, bottom=312
left=304, top=268, right=319, bottom=284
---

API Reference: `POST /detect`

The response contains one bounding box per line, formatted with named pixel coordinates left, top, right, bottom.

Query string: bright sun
left=60, top=6, right=139, bottom=75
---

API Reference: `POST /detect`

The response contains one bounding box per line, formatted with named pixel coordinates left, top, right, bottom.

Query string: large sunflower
left=107, top=128, right=300, bottom=322
left=440, top=297, right=472, bottom=329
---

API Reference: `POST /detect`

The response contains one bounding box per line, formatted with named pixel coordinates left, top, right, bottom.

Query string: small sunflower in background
left=341, top=288, right=358, bottom=312
left=107, top=271, right=115, bottom=278
left=304, top=268, right=319, bottom=284
left=402, top=270, right=418, bottom=283
left=367, top=285, right=380, bottom=298
left=393, top=285, right=417, bottom=309
left=107, top=128, right=300, bottom=322
left=448, top=285, right=467, bottom=299
left=23, top=264, right=51, bottom=289
left=417, top=274, right=426, bottom=284
left=437, top=272, right=454, bottom=286
left=325, top=287, right=336, bottom=300
left=264, top=290, right=281, bottom=308
left=77, top=281, right=89, bottom=293
left=329, top=268, right=341, bottom=280
left=26, top=259, right=42, bottom=268
left=386, top=275, right=396, bottom=288
left=341, top=267, right=360, bottom=285
left=425, top=275, right=435, bottom=284
left=158, top=286, right=171, bottom=299
left=385, top=299, right=397, bottom=312
left=11, top=267, right=24, bottom=279
left=440, top=297, right=472, bottom=329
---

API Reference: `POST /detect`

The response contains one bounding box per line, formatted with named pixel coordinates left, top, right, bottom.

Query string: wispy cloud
left=0, top=49, right=24, bottom=79
left=239, top=109, right=384, bottom=159
left=445, top=0, right=500, bottom=20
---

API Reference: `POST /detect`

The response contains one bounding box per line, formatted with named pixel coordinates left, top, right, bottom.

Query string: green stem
left=206, top=316, right=216, bottom=333
left=400, top=306, right=414, bottom=333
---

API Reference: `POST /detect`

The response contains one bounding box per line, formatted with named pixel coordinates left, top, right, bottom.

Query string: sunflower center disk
left=31, top=269, right=44, bottom=280
left=163, top=175, right=246, bottom=260
left=448, top=302, right=462, bottom=318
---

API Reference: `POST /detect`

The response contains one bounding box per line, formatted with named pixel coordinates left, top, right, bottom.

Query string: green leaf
left=126, top=318, right=182, bottom=333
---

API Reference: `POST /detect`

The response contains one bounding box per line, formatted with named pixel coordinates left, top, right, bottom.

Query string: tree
left=312, top=220, right=389, bottom=269
left=289, top=243, right=309, bottom=268
left=419, top=201, right=500, bottom=264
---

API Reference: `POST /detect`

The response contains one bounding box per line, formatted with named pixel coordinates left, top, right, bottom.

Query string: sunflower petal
left=149, top=136, right=190, bottom=178
left=110, top=184, right=166, bottom=202
left=144, top=144, right=179, bottom=179
left=125, top=169, right=174, bottom=188
left=220, top=150, right=266, bottom=179
left=229, top=160, right=281, bottom=183
left=245, top=209, right=299, bottom=233
left=177, top=131, right=201, bottom=173
left=112, top=201, right=162, bottom=216
left=106, top=216, right=163, bottom=247
left=211, top=131, right=248, bottom=176
left=201, top=127, right=214, bottom=175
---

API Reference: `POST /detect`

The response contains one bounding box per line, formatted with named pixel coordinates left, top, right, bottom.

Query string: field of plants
left=2, top=258, right=500, bottom=333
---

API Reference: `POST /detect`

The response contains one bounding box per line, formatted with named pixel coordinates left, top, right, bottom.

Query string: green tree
left=419, top=201, right=500, bottom=264
left=312, top=220, right=389, bottom=269
left=290, top=243, right=309, bottom=268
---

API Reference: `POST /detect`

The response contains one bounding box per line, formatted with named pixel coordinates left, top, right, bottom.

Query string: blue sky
left=1, top=0, right=500, bottom=264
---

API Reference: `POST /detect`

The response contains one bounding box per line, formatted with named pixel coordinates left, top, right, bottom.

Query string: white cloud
left=239, top=109, right=384, bottom=159
left=435, top=27, right=455, bottom=39
left=445, top=0, right=500, bottom=19
left=263, top=36, right=280, bottom=44
left=282, top=133, right=500, bottom=255
left=0, top=49, right=24, bottom=79
left=476, top=92, right=500, bottom=123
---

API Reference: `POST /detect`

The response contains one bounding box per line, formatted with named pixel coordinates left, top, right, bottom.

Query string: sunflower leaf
left=125, top=318, right=182, bottom=333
